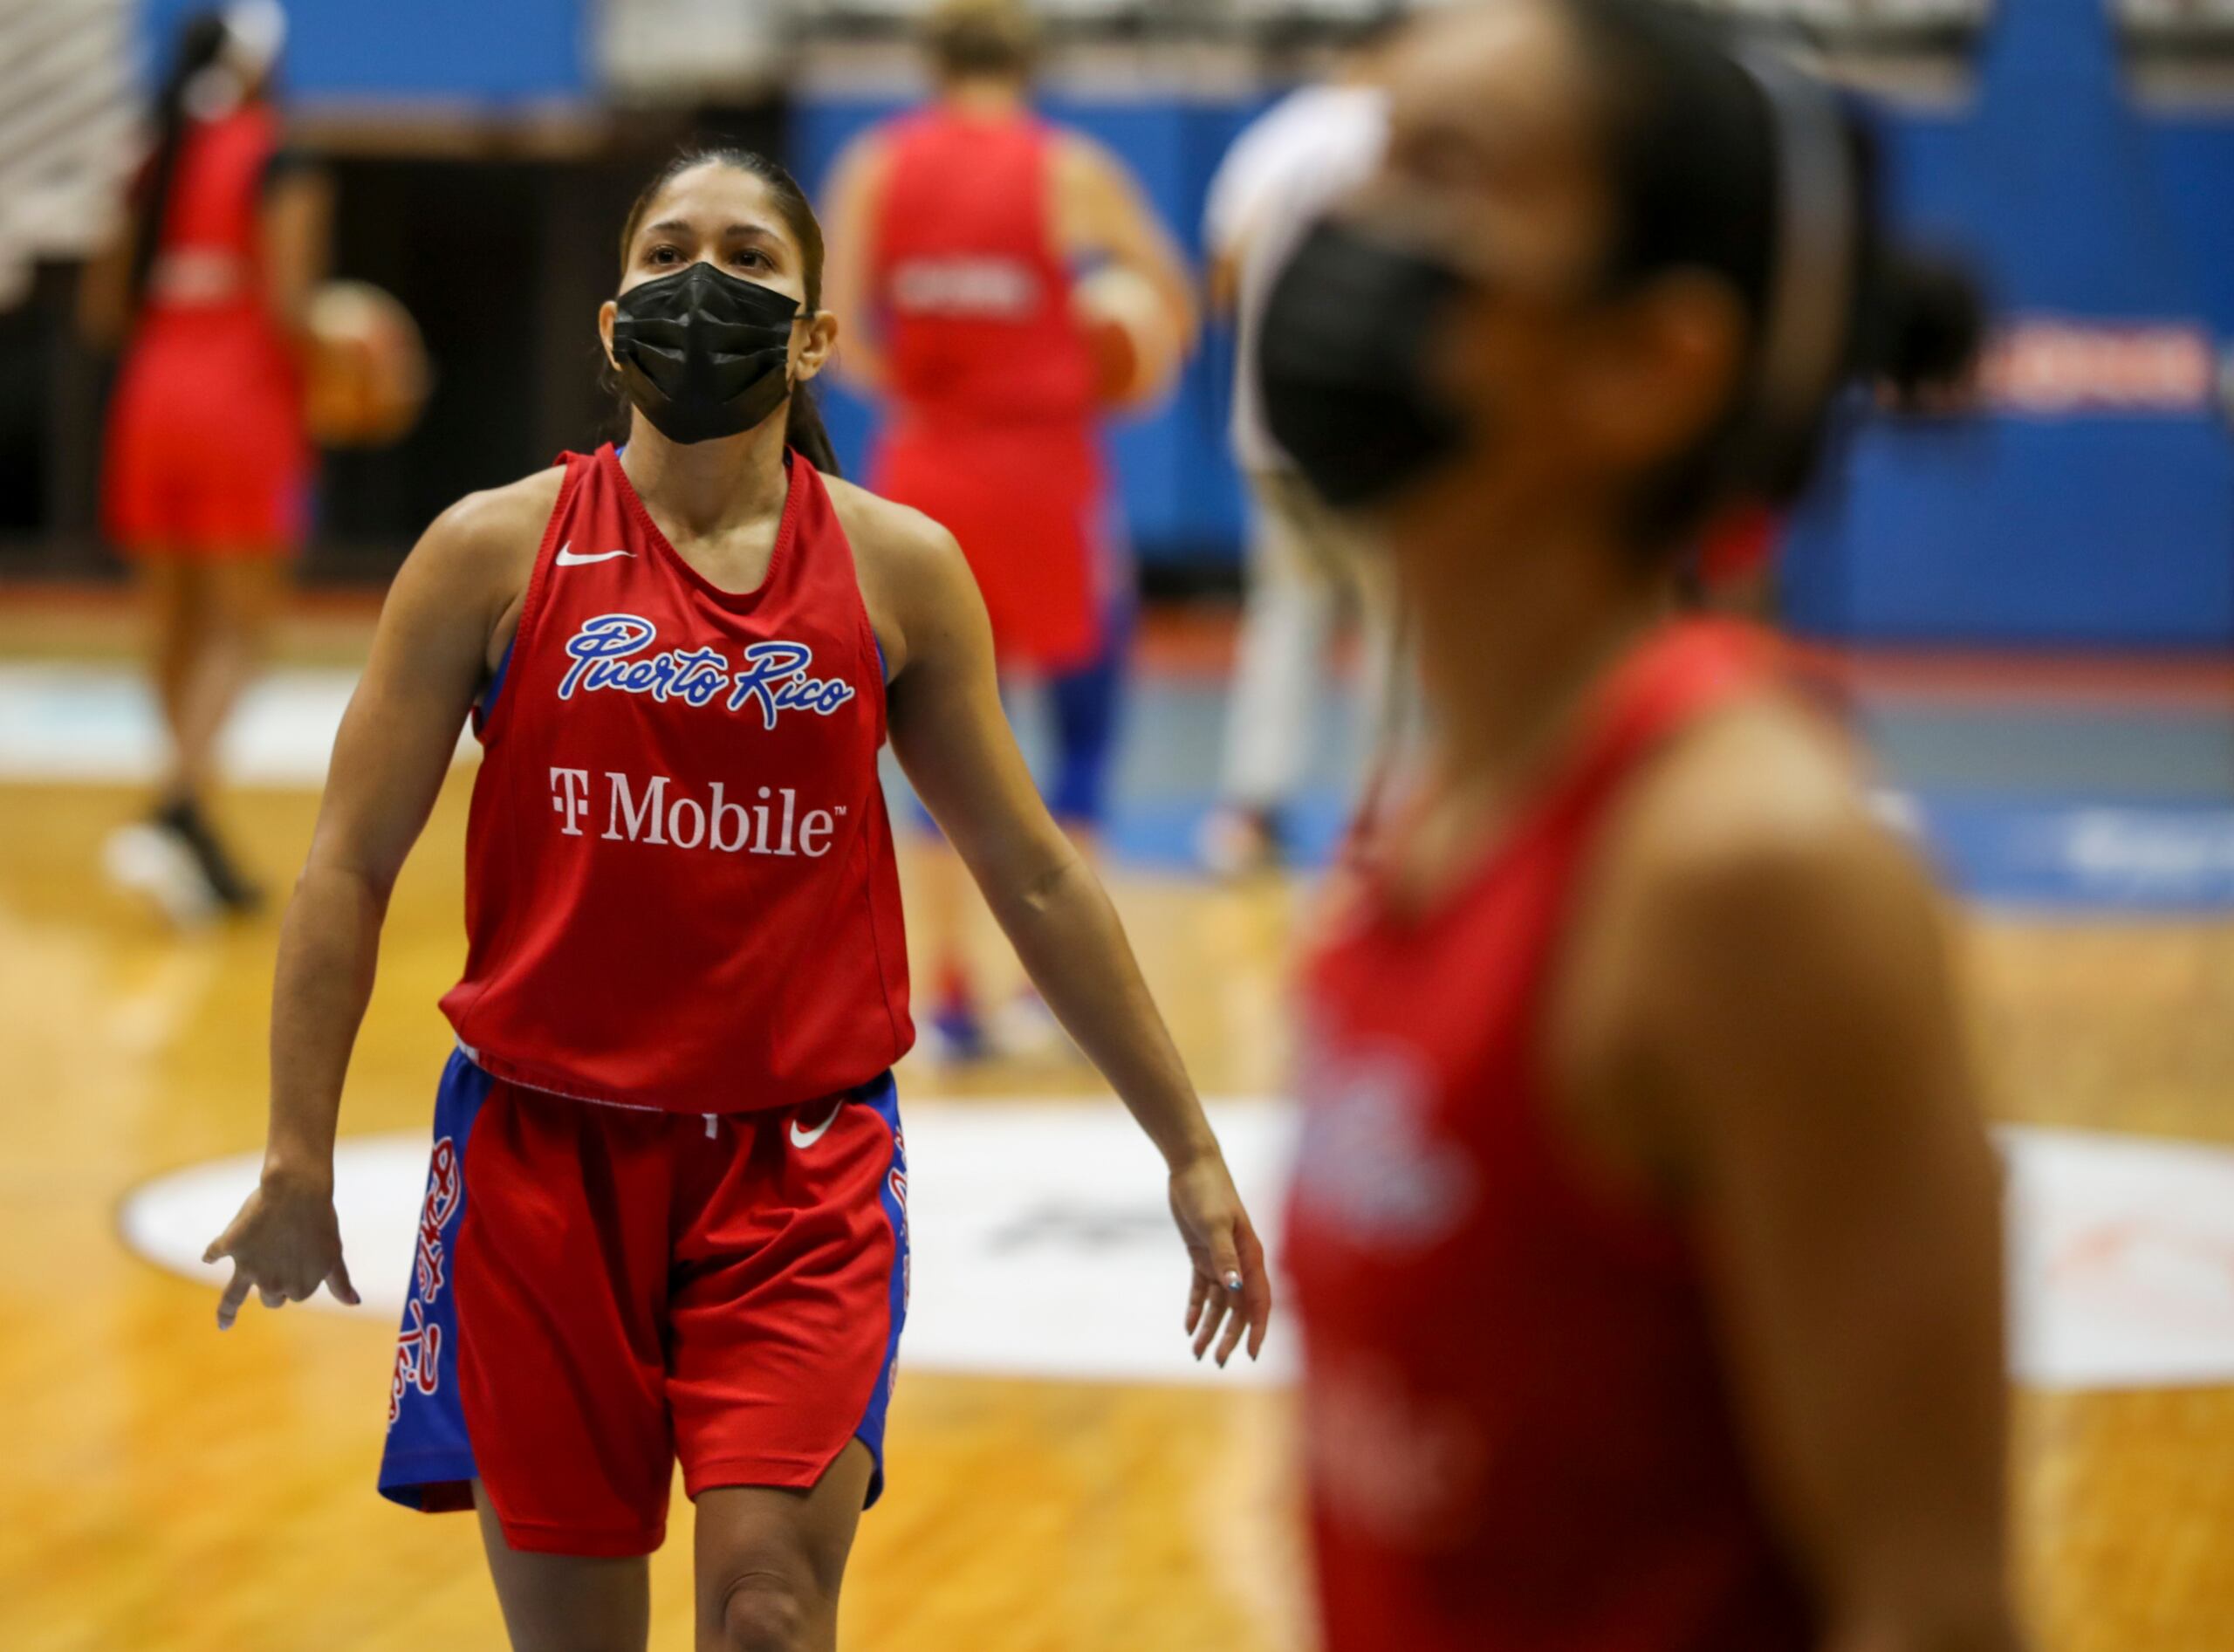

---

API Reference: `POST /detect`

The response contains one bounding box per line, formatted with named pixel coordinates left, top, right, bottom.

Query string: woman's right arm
left=258, top=161, right=333, bottom=341
left=819, top=133, right=891, bottom=394
left=204, top=483, right=541, bottom=1329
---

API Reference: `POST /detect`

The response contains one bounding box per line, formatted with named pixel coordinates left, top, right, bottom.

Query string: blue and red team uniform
left=380, top=443, right=914, bottom=1556
left=864, top=106, right=1125, bottom=826
left=1290, top=620, right=1819, bottom=1650
left=104, top=99, right=309, bottom=558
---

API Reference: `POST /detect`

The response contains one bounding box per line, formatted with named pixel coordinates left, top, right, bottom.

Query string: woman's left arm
left=877, top=509, right=1271, bottom=1366
left=258, top=161, right=332, bottom=340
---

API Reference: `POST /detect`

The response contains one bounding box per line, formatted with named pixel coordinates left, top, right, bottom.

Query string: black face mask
left=609, top=262, right=800, bottom=445
left=1257, top=219, right=1475, bottom=511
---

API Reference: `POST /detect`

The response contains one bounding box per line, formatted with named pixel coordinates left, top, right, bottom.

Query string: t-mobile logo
left=552, top=767, right=593, bottom=835
left=546, top=766, right=846, bottom=859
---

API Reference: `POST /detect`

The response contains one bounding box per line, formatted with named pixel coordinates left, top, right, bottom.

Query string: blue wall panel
left=140, top=0, right=590, bottom=102
left=1778, top=0, right=2234, bottom=648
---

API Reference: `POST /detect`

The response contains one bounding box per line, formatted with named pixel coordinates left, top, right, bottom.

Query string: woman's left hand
left=1169, top=1151, right=1273, bottom=1367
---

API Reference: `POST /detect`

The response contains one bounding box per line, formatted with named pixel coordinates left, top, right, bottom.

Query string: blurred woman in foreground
left=1255, top=1, right=2018, bottom=1647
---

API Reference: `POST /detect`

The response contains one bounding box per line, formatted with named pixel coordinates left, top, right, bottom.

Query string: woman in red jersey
left=199, top=147, right=1270, bottom=1652
left=821, top=0, right=1198, bottom=1058
left=1258, top=3, right=2014, bottom=1650
left=86, top=3, right=327, bottom=919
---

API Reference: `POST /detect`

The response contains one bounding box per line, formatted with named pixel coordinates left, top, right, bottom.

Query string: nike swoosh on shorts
left=789, top=1102, right=844, bottom=1149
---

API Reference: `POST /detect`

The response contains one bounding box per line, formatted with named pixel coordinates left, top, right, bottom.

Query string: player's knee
left=715, top=1570, right=813, bottom=1652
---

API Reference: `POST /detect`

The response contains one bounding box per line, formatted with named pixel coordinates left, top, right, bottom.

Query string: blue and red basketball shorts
left=378, top=1049, right=909, bottom=1557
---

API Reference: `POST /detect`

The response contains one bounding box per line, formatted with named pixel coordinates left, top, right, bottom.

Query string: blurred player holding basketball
left=822, top=0, right=1196, bottom=1059
left=200, top=145, right=1267, bottom=1652
left=84, top=3, right=326, bottom=919
left=1264, top=2, right=2017, bottom=1648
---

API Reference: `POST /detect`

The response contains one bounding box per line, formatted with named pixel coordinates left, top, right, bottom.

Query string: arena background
left=1, top=0, right=2230, bottom=643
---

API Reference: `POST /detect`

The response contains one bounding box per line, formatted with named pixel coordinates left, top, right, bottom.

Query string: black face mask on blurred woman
left=609, top=262, right=800, bottom=445
left=1257, top=218, right=1476, bottom=511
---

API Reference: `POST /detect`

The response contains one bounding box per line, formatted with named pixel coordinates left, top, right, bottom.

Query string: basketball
left=305, top=280, right=430, bottom=449
left=1073, top=264, right=1182, bottom=413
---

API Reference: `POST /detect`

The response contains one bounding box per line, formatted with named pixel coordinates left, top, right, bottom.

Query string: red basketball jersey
left=1291, top=620, right=1818, bottom=1652
left=135, top=101, right=290, bottom=335
left=864, top=107, right=1112, bottom=670
left=868, top=107, right=1095, bottom=424
left=440, top=445, right=913, bottom=1114
left=105, top=101, right=305, bottom=555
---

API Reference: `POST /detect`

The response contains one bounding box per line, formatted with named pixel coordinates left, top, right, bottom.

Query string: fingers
left=1196, top=1216, right=1257, bottom=1366
left=202, top=1224, right=237, bottom=1268
left=1215, top=1291, right=1250, bottom=1366
left=326, top=1253, right=361, bottom=1307
left=1237, top=1218, right=1273, bottom=1361
left=1191, top=1265, right=1233, bottom=1362
left=1205, top=1224, right=1245, bottom=1301
left=216, top=1265, right=255, bottom=1331
left=1190, top=1288, right=1230, bottom=1362
left=1185, top=1270, right=1209, bottom=1337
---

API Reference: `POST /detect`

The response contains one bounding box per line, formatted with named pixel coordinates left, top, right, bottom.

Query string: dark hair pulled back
left=128, top=10, right=235, bottom=319
left=1564, top=0, right=1982, bottom=545
left=613, top=145, right=842, bottom=476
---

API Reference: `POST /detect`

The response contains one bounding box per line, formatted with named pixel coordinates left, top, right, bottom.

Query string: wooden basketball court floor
left=2, top=600, right=2231, bottom=1650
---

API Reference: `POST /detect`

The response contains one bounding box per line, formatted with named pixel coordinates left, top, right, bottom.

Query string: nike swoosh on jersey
left=789, top=1102, right=845, bottom=1149
left=554, top=544, right=634, bottom=566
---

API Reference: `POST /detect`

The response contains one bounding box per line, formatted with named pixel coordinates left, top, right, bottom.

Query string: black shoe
left=154, top=795, right=265, bottom=915
left=1198, top=805, right=1286, bottom=878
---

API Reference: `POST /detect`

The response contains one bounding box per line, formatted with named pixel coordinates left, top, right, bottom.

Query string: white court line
left=0, top=662, right=474, bottom=785
left=118, top=1100, right=2234, bottom=1393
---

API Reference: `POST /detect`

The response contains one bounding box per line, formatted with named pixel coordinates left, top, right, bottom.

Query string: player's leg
left=1206, top=469, right=1340, bottom=874
left=151, top=553, right=285, bottom=907
left=476, top=1490, right=653, bottom=1652
left=104, top=553, right=230, bottom=922
left=675, top=1081, right=908, bottom=1651
left=380, top=1069, right=678, bottom=1644
left=137, top=553, right=202, bottom=792
left=171, top=555, right=284, bottom=793
left=691, top=1444, right=875, bottom=1652
left=913, top=813, right=987, bottom=1059
left=1045, top=610, right=1127, bottom=850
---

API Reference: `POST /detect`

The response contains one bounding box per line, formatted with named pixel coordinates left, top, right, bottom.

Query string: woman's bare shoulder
left=428, top=463, right=568, bottom=556
left=819, top=472, right=963, bottom=571
left=406, top=463, right=569, bottom=598
left=1590, top=692, right=1938, bottom=1028
left=819, top=473, right=980, bottom=681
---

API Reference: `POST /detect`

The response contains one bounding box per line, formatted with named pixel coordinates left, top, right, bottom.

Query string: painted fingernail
left=1224, top=1272, right=1244, bottom=1291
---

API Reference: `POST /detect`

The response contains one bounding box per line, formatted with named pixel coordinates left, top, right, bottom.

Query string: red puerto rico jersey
left=867, top=106, right=1095, bottom=424
left=1290, top=620, right=1819, bottom=1652
left=104, top=102, right=307, bottom=554
left=440, top=444, right=913, bottom=1114
left=864, top=106, right=1111, bottom=671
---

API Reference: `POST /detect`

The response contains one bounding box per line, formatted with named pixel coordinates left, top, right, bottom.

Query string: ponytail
left=785, top=385, right=842, bottom=477
left=129, top=10, right=232, bottom=320
left=1563, top=0, right=1984, bottom=548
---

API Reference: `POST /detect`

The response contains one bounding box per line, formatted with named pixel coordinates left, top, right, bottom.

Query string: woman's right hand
left=203, top=1169, right=360, bottom=1329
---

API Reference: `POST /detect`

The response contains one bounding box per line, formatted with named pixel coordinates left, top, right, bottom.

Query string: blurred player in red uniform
left=1251, top=2, right=2013, bottom=1649
left=201, top=145, right=1268, bottom=1652
left=83, top=3, right=328, bottom=920
left=822, top=0, right=1196, bottom=1059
